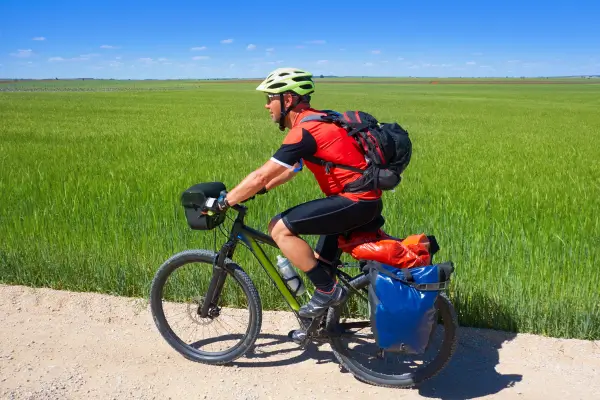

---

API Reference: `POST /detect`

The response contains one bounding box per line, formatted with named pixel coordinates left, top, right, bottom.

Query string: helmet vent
left=268, top=82, right=286, bottom=89
left=292, top=76, right=311, bottom=82
left=300, top=84, right=313, bottom=90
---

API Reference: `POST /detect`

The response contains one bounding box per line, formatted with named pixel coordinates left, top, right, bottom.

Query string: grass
left=1, top=80, right=599, bottom=340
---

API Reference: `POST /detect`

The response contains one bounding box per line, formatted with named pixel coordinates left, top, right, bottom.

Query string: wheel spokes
left=160, top=262, right=252, bottom=355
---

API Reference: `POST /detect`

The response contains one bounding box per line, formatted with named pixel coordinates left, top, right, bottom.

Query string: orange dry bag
left=338, top=231, right=431, bottom=269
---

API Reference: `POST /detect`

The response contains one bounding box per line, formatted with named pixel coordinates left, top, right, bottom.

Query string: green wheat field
left=1, top=78, right=598, bottom=339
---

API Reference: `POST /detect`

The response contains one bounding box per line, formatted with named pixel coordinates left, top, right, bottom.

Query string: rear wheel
left=326, top=278, right=457, bottom=388
left=150, top=250, right=262, bottom=365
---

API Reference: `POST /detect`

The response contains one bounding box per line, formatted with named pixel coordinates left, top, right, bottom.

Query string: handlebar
left=201, top=193, right=254, bottom=216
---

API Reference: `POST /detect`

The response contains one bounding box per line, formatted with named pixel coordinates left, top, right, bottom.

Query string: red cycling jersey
left=270, top=108, right=382, bottom=202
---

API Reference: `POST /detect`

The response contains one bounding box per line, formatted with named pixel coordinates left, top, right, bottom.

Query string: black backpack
left=299, top=110, right=412, bottom=193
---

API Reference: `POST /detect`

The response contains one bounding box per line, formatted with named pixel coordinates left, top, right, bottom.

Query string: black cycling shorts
left=276, top=195, right=384, bottom=263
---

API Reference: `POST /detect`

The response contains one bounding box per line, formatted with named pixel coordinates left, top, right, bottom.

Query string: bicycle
left=149, top=182, right=458, bottom=388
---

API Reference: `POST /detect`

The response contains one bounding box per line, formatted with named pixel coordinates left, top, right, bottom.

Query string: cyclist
left=206, top=67, right=384, bottom=318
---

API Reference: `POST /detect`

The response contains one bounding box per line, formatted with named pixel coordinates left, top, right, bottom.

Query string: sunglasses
left=265, top=94, right=280, bottom=105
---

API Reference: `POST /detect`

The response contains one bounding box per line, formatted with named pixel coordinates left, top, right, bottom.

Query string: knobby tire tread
left=149, top=249, right=262, bottom=365
left=327, top=291, right=458, bottom=388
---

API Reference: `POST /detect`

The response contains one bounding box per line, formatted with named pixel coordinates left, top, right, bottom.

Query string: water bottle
left=276, top=255, right=306, bottom=297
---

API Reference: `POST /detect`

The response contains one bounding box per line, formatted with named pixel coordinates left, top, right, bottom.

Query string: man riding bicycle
left=206, top=68, right=384, bottom=318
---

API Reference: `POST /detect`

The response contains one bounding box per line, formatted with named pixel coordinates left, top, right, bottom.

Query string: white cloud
left=397, top=57, right=404, bottom=60
left=371, top=50, right=381, bottom=54
left=192, top=56, right=210, bottom=60
left=421, top=63, right=453, bottom=68
left=247, top=44, right=256, bottom=50
left=32, top=37, right=46, bottom=41
left=266, top=60, right=284, bottom=65
left=139, top=58, right=155, bottom=64
left=109, top=61, right=123, bottom=68
left=191, top=46, right=207, bottom=51
left=306, top=40, right=326, bottom=44
left=115, top=57, right=122, bottom=60
left=230, top=63, right=235, bottom=68
left=10, top=49, right=33, bottom=58
left=100, top=45, right=118, bottom=49
left=317, top=60, right=328, bottom=64
left=221, top=39, right=234, bottom=44
left=265, top=48, right=274, bottom=52
left=48, top=55, right=98, bottom=62
left=364, top=62, right=375, bottom=67
left=158, top=58, right=168, bottom=62
left=466, top=61, right=476, bottom=65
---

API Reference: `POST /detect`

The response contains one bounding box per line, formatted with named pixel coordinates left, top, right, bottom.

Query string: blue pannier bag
left=367, top=260, right=454, bottom=354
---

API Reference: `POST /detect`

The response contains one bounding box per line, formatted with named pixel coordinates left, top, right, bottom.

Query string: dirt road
left=0, top=284, right=598, bottom=399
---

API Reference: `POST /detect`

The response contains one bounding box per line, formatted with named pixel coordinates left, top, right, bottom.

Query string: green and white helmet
left=256, top=67, right=315, bottom=96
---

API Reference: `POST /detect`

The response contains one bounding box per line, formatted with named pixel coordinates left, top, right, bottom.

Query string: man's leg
left=269, top=219, right=337, bottom=296
left=268, top=195, right=382, bottom=318
left=268, top=218, right=319, bottom=272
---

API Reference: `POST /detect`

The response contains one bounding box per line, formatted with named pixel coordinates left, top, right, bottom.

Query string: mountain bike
left=149, top=182, right=458, bottom=388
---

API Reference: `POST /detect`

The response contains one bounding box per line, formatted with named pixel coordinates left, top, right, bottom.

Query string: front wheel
left=149, top=249, right=262, bottom=365
left=327, top=290, right=458, bottom=388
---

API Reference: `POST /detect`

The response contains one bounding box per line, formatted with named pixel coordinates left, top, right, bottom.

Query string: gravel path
left=0, top=284, right=598, bottom=399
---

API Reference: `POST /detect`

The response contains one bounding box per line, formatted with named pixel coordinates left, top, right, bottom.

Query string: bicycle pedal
left=288, top=329, right=307, bottom=345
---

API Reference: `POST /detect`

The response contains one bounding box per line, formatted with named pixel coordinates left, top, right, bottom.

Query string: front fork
left=198, top=240, right=235, bottom=318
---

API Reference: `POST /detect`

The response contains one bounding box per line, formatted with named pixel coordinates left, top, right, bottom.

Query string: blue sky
left=1, top=0, right=598, bottom=79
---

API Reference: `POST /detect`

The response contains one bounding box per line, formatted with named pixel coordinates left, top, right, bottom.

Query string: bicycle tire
left=327, top=288, right=457, bottom=388
left=150, top=249, right=262, bottom=365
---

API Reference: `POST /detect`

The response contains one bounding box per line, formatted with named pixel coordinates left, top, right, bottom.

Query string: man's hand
left=203, top=191, right=230, bottom=214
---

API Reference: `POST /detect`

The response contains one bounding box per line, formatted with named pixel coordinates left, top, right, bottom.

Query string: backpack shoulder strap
left=299, top=115, right=326, bottom=124
left=299, top=127, right=365, bottom=175
left=303, top=154, right=365, bottom=174
left=299, top=110, right=343, bottom=125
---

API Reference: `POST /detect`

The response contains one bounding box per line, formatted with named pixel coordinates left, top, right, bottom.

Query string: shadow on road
left=231, top=333, right=337, bottom=368
left=224, top=291, right=523, bottom=399
left=417, top=327, right=522, bottom=399
left=418, top=291, right=523, bottom=399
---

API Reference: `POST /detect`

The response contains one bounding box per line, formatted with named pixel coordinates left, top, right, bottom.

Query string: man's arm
left=224, top=160, right=288, bottom=206
left=265, top=161, right=301, bottom=190
left=225, top=128, right=316, bottom=206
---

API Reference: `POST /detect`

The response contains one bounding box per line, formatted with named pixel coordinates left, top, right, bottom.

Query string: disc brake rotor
left=186, top=296, right=215, bottom=326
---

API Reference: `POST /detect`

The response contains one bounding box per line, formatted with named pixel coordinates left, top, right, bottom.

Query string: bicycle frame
left=199, top=203, right=303, bottom=317
left=199, top=202, right=372, bottom=320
